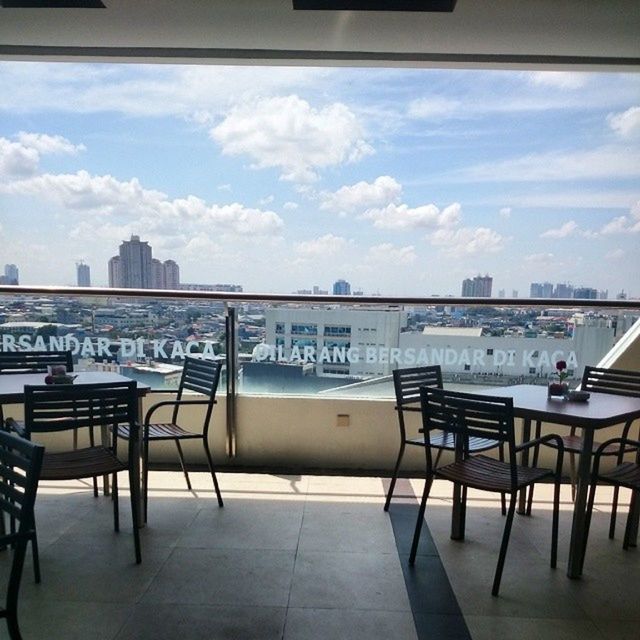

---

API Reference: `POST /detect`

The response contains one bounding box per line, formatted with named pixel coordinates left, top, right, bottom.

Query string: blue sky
left=0, top=62, right=638, bottom=297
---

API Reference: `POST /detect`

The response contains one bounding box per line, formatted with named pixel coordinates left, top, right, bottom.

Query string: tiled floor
left=1, top=471, right=638, bottom=640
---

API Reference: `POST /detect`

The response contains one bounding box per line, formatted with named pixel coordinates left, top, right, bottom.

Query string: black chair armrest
left=144, top=399, right=213, bottom=425
left=4, top=418, right=26, bottom=438
left=593, top=437, right=640, bottom=459
left=516, top=434, right=564, bottom=454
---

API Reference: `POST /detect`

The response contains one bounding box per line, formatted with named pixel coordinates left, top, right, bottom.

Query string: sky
left=0, top=62, right=639, bottom=297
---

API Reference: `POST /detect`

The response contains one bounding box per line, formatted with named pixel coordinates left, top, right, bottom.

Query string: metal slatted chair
left=0, top=430, right=45, bottom=640
left=7, top=381, right=141, bottom=567
left=530, top=366, right=640, bottom=534
left=118, top=356, right=223, bottom=521
left=585, top=436, right=640, bottom=557
left=0, top=350, right=74, bottom=425
left=384, top=365, right=506, bottom=514
left=409, top=387, right=563, bottom=596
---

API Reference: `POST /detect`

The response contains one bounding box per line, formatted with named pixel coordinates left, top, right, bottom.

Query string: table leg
left=568, top=428, right=594, bottom=578
left=625, top=489, right=639, bottom=548
left=517, top=418, right=532, bottom=514
left=135, top=396, right=145, bottom=529
left=450, top=483, right=466, bottom=540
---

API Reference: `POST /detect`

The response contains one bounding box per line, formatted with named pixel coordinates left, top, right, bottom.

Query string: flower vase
left=548, top=381, right=569, bottom=399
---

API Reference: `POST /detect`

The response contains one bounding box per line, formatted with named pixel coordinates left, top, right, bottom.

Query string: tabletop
left=479, top=384, right=640, bottom=430
left=0, top=371, right=150, bottom=404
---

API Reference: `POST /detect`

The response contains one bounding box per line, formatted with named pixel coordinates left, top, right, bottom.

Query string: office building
left=461, top=275, right=493, bottom=298
left=530, top=282, right=553, bottom=298
left=118, top=235, right=153, bottom=288
left=163, top=260, right=180, bottom=290
left=3, top=264, right=19, bottom=285
left=108, top=256, right=121, bottom=288
left=333, top=279, right=351, bottom=295
left=76, top=262, right=91, bottom=287
left=152, top=258, right=165, bottom=289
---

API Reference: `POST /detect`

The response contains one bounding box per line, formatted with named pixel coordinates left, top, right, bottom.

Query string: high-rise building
left=554, top=283, right=574, bottom=299
left=530, top=282, right=553, bottom=298
left=119, top=235, right=153, bottom=288
left=4, top=264, right=19, bottom=285
left=461, top=275, right=492, bottom=297
left=108, top=256, right=121, bottom=288
left=163, top=260, right=180, bottom=289
left=152, top=258, right=165, bottom=289
left=76, top=261, right=91, bottom=287
left=333, top=279, right=351, bottom=295
left=573, top=287, right=598, bottom=300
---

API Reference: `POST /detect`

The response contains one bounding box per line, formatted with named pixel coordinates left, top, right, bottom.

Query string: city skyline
left=0, top=63, right=638, bottom=296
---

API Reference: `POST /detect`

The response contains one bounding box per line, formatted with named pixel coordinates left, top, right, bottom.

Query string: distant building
left=163, top=260, right=180, bottom=289
left=333, top=279, right=351, bottom=295
left=461, top=275, right=492, bottom=297
left=119, top=235, right=153, bottom=288
left=76, top=262, right=91, bottom=287
left=573, top=287, right=598, bottom=300
left=179, top=283, right=243, bottom=292
left=152, top=258, right=165, bottom=289
left=312, top=286, right=328, bottom=295
left=108, top=256, right=121, bottom=287
left=554, top=283, right=574, bottom=299
left=3, top=264, right=19, bottom=285
left=530, top=282, right=553, bottom=298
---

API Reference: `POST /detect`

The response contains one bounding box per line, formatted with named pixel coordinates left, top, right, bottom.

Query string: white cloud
left=320, top=176, right=402, bottom=214
left=600, top=201, right=640, bottom=234
left=367, top=243, right=417, bottom=265
left=605, top=248, right=625, bottom=260
left=407, top=97, right=459, bottom=119
left=294, top=234, right=347, bottom=257
left=283, top=201, right=299, bottom=210
left=540, top=221, right=579, bottom=239
left=499, top=207, right=511, bottom=219
left=217, top=183, right=232, bottom=192
left=259, top=195, right=275, bottom=206
left=17, top=132, right=85, bottom=155
left=360, top=201, right=461, bottom=231
left=608, top=106, right=640, bottom=137
left=428, top=226, right=506, bottom=257
left=449, top=146, right=640, bottom=183
left=524, top=252, right=555, bottom=264
left=527, top=72, right=588, bottom=90
left=210, top=95, right=373, bottom=182
left=2, top=170, right=284, bottom=237
left=0, top=132, right=83, bottom=180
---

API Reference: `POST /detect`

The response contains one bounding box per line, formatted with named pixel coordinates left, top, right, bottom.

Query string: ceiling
left=0, top=0, right=639, bottom=69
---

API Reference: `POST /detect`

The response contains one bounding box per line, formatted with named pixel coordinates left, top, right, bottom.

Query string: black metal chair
left=530, top=366, right=640, bottom=534
left=0, top=430, right=45, bottom=640
left=409, top=387, right=563, bottom=596
left=585, top=436, right=640, bottom=562
left=0, top=350, right=74, bottom=425
left=7, top=381, right=142, bottom=566
left=384, top=365, right=506, bottom=514
left=119, top=356, right=223, bottom=521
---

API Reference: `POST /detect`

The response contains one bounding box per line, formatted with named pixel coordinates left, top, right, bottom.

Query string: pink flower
left=555, top=360, right=568, bottom=382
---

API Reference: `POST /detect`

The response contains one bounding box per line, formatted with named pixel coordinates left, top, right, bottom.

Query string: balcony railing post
left=224, top=303, right=237, bottom=458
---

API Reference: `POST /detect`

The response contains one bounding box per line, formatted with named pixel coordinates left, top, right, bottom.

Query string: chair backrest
left=0, top=430, right=44, bottom=620
left=420, top=387, right=517, bottom=480
left=173, top=357, right=222, bottom=429
left=393, top=366, right=443, bottom=438
left=581, top=366, right=640, bottom=397
left=0, top=350, right=73, bottom=375
left=23, top=381, right=138, bottom=454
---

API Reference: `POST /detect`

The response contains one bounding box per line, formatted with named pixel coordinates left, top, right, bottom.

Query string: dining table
left=0, top=370, right=150, bottom=527
left=479, top=384, right=640, bottom=579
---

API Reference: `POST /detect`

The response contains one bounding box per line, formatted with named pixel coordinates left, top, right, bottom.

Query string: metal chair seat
left=41, top=446, right=127, bottom=481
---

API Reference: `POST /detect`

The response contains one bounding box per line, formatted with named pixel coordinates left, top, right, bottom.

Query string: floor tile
left=141, top=548, right=295, bottom=607
left=464, top=616, right=606, bottom=640
left=289, top=550, right=410, bottom=611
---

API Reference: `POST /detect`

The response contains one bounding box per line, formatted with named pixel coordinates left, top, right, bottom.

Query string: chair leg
left=526, top=421, right=542, bottom=516
left=498, top=444, right=506, bottom=516
left=409, top=475, right=433, bottom=565
left=492, top=491, right=517, bottom=597
left=384, top=442, right=406, bottom=512
left=551, top=477, right=561, bottom=569
left=583, top=474, right=599, bottom=569
left=142, top=435, right=149, bottom=523
left=609, top=486, right=620, bottom=539
left=6, top=611, right=23, bottom=640
left=175, top=439, right=192, bottom=491
left=569, top=453, right=577, bottom=502
left=112, top=472, right=119, bottom=532
left=88, top=427, right=99, bottom=498
left=203, top=439, right=224, bottom=507
left=622, top=489, right=639, bottom=551
left=31, top=531, right=41, bottom=584
left=128, top=464, right=142, bottom=564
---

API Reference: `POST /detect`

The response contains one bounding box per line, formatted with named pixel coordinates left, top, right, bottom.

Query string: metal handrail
left=1, top=285, right=638, bottom=309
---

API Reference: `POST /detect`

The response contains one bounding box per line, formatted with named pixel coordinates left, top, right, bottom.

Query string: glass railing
left=1, top=286, right=638, bottom=401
